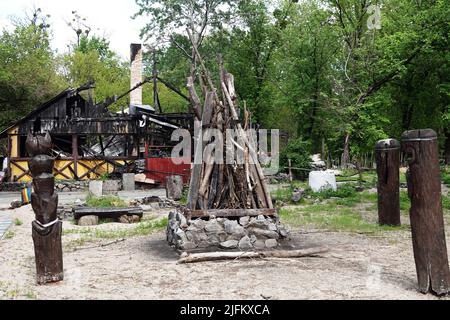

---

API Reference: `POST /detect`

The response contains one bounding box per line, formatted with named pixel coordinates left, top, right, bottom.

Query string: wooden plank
left=186, top=208, right=277, bottom=218
left=73, top=207, right=143, bottom=220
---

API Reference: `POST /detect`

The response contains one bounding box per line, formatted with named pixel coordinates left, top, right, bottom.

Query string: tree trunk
left=341, top=133, right=350, bottom=168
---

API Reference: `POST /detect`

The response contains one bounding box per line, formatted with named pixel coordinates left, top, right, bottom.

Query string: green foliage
left=442, top=195, right=450, bottom=211
left=85, top=194, right=127, bottom=208
left=279, top=138, right=311, bottom=179
left=14, top=219, right=22, bottom=226
left=99, top=173, right=110, bottom=181
left=0, top=10, right=65, bottom=131
left=62, top=48, right=129, bottom=108
left=442, top=171, right=450, bottom=186
left=308, top=184, right=357, bottom=200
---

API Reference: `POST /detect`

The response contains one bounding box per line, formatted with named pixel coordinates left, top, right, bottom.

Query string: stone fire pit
left=167, top=211, right=290, bottom=251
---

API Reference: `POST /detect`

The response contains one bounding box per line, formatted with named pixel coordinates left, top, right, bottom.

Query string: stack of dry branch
left=186, top=53, right=273, bottom=212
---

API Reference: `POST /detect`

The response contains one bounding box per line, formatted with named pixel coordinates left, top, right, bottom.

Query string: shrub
left=85, top=193, right=127, bottom=208
left=308, top=184, right=356, bottom=199
left=280, top=138, right=311, bottom=180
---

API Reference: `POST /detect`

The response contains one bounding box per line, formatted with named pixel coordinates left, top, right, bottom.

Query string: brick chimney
left=130, top=43, right=143, bottom=105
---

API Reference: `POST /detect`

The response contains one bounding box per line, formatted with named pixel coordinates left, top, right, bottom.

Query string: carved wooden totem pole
left=402, top=129, right=450, bottom=295
left=26, top=132, right=64, bottom=285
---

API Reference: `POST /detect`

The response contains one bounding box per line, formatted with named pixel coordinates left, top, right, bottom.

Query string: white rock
left=308, top=171, right=337, bottom=192
left=238, top=236, right=253, bottom=250
left=239, top=216, right=250, bottom=226
left=220, top=240, right=239, bottom=249
left=78, top=215, right=98, bottom=226
left=253, top=240, right=266, bottom=250
left=265, top=239, right=278, bottom=248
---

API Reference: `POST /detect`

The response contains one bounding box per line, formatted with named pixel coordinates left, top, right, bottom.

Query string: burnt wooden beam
left=185, top=208, right=277, bottom=219
left=157, top=76, right=190, bottom=102
left=72, top=134, right=78, bottom=180
left=73, top=207, right=143, bottom=220
left=402, top=129, right=450, bottom=295
left=375, top=139, right=400, bottom=226
left=98, top=135, right=105, bottom=156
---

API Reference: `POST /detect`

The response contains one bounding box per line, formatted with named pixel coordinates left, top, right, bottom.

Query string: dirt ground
left=1, top=203, right=450, bottom=300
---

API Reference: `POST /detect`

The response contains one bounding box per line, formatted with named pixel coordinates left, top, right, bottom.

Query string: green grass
left=400, top=191, right=411, bottom=212
left=279, top=207, right=407, bottom=234
left=14, top=218, right=22, bottom=226
left=92, top=218, right=168, bottom=239
left=443, top=195, right=450, bottom=210
left=442, top=171, right=450, bottom=186
left=271, top=185, right=295, bottom=203
left=85, top=194, right=127, bottom=208
left=179, top=188, right=188, bottom=205
left=3, top=231, right=15, bottom=239
left=309, top=184, right=357, bottom=199
left=64, top=217, right=168, bottom=249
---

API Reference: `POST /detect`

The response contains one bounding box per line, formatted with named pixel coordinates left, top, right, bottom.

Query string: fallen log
left=177, top=246, right=329, bottom=264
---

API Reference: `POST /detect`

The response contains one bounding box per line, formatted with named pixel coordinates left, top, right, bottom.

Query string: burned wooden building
left=0, top=44, right=194, bottom=184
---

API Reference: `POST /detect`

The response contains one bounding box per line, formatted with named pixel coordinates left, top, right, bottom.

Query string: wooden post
left=26, top=132, right=63, bottom=285
left=288, top=159, right=293, bottom=182
left=72, top=134, right=78, bottom=179
left=401, top=129, right=450, bottom=295
left=375, top=139, right=400, bottom=226
left=152, top=50, right=161, bottom=113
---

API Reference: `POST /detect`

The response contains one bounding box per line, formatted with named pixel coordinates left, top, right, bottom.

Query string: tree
left=134, top=0, right=239, bottom=84
left=0, top=8, right=64, bottom=131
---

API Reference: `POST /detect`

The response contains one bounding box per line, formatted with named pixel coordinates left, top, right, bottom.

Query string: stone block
left=238, top=235, right=253, bottom=250
left=89, top=180, right=103, bottom=197
left=265, top=239, right=278, bottom=248
left=308, top=171, right=337, bottom=192
left=165, top=175, right=183, bottom=200
left=122, top=173, right=135, bottom=191
left=220, top=240, right=239, bottom=249
left=78, top=215, right=99, bottom=226
left=102, top=180, right=121, bottom=195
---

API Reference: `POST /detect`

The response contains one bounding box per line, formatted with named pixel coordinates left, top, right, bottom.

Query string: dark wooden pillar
left=375, top=139, right=400, bottom=226
left=7, top=135, right=12, bottom=182
left=401, top=129, right=450, bottom=295
left=72, top=134, right=78, bottom=179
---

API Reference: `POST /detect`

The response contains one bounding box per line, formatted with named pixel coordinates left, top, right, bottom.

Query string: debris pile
left=167, top=54, right=289, bottom=251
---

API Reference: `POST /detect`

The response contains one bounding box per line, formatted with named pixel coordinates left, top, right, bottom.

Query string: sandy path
left=1, top=203, right=450, bottom=300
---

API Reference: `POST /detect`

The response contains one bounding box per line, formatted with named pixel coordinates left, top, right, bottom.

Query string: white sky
left=0, top=0, right=148, bottom=60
